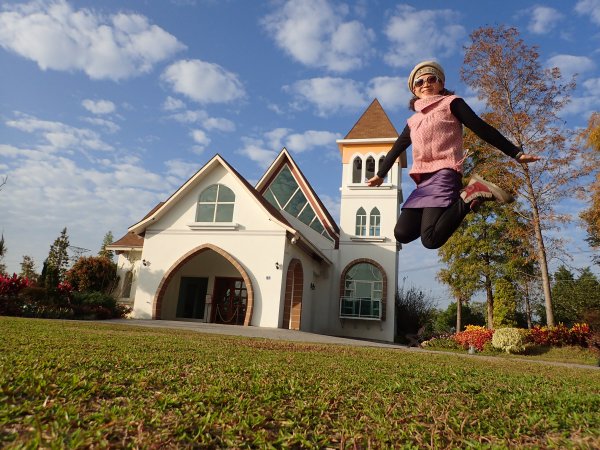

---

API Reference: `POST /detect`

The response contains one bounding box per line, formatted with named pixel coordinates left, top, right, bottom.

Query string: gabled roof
left=125, top=154, right=332, bottom=264
left=344, top=98, right=399, bottom=139
left=128, top=154, right=294, bottom=236
left=255, top=148, right=340, bottom=237
left=107, top=231, right=144, bottom=249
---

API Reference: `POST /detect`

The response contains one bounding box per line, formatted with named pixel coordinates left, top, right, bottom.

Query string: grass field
left=1, top=317, right=599, bottom=449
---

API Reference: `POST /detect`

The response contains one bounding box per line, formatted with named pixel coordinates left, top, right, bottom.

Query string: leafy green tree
left=579, top=112, right=600, bottom=265
left=19, top=255, right=38, bottom=282
left=395, top=281, right=438, bottom=339
left=553, top=266, right=600, bottom=326
left=98, top=231, right=115, bottom=261
left=39, top=227, right=70, bottom=288
left=493, top=278, right=517, bottom=327
left=463, top=26, right=582, bottom=326
left=434, top=301, right=485, bottom=334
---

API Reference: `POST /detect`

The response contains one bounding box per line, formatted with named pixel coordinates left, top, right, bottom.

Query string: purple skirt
left=403, top=169, right=462, bottom=209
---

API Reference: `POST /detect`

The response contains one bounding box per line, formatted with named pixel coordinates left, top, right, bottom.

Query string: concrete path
left=100, top=318, right=600, bottom=371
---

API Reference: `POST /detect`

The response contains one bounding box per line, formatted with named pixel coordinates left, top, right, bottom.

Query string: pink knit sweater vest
left=407, top=94, right=464, bottom=183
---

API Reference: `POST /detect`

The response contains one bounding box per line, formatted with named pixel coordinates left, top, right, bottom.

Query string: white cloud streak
left=383, top=5, right=466, bottom=68
left=82, top=99, right=116, bottom=115
left=262, top=0, right=375, bottom=73
left=528, top=6, right=563, bottom=34
left=0, top=0, right=185, bottom=80
left=162, top=59, right=246, bottom=104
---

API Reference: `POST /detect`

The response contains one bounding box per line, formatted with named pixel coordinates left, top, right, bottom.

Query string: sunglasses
left=413, top=75, right=440, bottom=88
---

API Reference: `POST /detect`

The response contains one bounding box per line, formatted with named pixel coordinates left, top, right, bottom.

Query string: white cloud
left=162, top=59, right=245, bottom=104
left=262, top=0, right=375, bottom=72
left=190, top=129, right=210, bottom=147
left=237, top=139, right=278, bottom=169
left=6, top=113, right=113, bottom=152
left=546, top=54, right=596, bottom=79
left=82, top=117, right=120, bottom=134
left=527, top=6, right=563, bottom=34
left=203, top=117, right=235, bottom=132
left=163, top=96, right=185, bottom=111
left=82, top=99, right=116, bottom=115
left=575, top=0, right=600, bottom=25
left=0, top=145, right=172, bottom=275
left=285, top=130, right=340, bottom=153
left=384, top=5, right=465, bottom=68
left=0, top=0, right=185, bottom=81
left=366, top=76, right=410, bottom=110
left=285, top=77, right=367, bottom=116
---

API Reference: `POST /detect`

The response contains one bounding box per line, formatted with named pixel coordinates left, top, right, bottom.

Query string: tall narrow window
left=352, top=157, right=362, bottom=183
left=378, top=155, right=387, bottom=182
left=196, top=184, right=235, bottom=222
left=365, top=156, right=375, bottom=180
left=369, top=207, right=381, bottom=236
left=121, top=271, right=133, bottom=298
left=355, top=207, right=367, bottom=236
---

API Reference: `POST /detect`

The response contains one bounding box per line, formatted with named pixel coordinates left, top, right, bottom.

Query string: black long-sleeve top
left=377, top=97, right=521, bottom=179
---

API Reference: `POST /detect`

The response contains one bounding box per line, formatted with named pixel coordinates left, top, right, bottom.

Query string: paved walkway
left=101, top=319, right=600, bottom=371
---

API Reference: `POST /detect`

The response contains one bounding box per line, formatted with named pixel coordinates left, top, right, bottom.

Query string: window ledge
left=339, top=315, right=382, bottom=321
left=350, top=236, right=385, bottom=242
left=187, top=222, right=239, bottom=231
left=348, top=184, right=393, bottom=190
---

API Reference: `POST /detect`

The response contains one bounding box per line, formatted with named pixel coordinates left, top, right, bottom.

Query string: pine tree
left=493, top=278, right=517, bottom=328
left=41, top=227, right=70, bottom=287
left=462, top=26, right=582, bottom=326
left=98, top=231, right=115, bottom=261
left=19, top=255, right=38, bottom=282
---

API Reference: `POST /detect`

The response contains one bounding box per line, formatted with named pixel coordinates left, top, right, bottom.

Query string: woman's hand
left=367, top=175, right=384, bottom=187
left=517, top=153, right=540, bottom=164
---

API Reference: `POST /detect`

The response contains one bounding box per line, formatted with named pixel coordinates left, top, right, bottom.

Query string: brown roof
left=109, top=232, right=143, bottom=248
left=344, top=99, right=399, bottom=139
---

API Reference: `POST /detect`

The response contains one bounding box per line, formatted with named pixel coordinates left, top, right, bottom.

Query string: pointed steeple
left=344, top=99, right=398, bottom=139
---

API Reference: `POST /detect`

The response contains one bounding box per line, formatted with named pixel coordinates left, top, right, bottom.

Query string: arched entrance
left=152, top=243, right=254, bottom=325
left=282, top=259, right=303, bottom=330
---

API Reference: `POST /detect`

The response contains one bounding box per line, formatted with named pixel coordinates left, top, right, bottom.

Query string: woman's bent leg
left=394, top=208, right=423, bottom=244
left=420, top=200, right=470, bottom=249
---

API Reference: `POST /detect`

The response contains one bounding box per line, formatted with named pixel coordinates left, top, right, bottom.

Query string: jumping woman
left=367, top=60, right=540, bottom=249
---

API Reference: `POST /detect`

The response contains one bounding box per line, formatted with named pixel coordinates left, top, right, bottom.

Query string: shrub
left=526, top=323, right=591, bottom=347
left=422, top=336, right=461, bottom=350
left=491, top=327, right=526, bottom=354
left=453, top=325, right=494, bottom=351
left=0, top=274, right=32, bottom=315
left=65, top=256, right=118, bottom=294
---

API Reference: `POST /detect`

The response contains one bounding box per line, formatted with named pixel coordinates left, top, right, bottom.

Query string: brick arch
left=339, top=258, right=388, bottom=321
left=152, top=243, right=254, bottom=325
left=282, top=259, right=303, bottom=330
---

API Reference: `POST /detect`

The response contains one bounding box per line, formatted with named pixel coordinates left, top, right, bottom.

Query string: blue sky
left=1, top=0, right=599, bottom=307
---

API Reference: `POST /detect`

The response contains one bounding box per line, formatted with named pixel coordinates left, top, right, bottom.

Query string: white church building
left=107, top=99, right=407, bottom=343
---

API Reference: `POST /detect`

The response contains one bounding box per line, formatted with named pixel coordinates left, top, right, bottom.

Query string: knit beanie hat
left=408, top=61, right=445, bottom=92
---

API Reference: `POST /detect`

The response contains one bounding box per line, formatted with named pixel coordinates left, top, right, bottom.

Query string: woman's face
left=413, top=73, right=444, bottom=98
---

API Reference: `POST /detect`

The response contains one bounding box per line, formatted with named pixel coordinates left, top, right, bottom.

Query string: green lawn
left=1, top=317, right=599, bottom=449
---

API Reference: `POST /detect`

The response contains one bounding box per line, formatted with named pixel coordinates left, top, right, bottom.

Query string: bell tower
left=333, top=99, right=406, bottom=342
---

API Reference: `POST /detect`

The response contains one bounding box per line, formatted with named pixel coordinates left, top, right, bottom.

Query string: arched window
left=352, top=156, right=362, bottom=183
left=355, top=207, right=367, bottom=236
left=341, top=262, right=383, bottom=319
left=196, top=184, right=235, bottom=222
left=369, top=207, right=381, bottom=236
left=365, top=156, right=375, bottom=180
left=378, top=155, right=387, bottom=182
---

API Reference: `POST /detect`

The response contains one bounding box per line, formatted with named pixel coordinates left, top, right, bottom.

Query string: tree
left=19, top=255, right=38, bottom=282
left=462, top=26, right=582, bottom=326
left=0, top=234, right=6, bottom=275
left=40, top=227, right=70, bottom=288
left=553, top=266, right=600, bottom=326
left=65, top=256, right=118, bottom=293
left=493, top=278, right=517, bottom=327
left=579, top=112, right=600, bottom=264
left=98, top=231, right=115, bottom=261
left=395, top=280, right=438, bottom=338
left=434, top=301, right=485, bottom=334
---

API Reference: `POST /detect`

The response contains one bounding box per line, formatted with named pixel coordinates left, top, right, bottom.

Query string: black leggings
left=394, top=199, right=470, bottom=249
